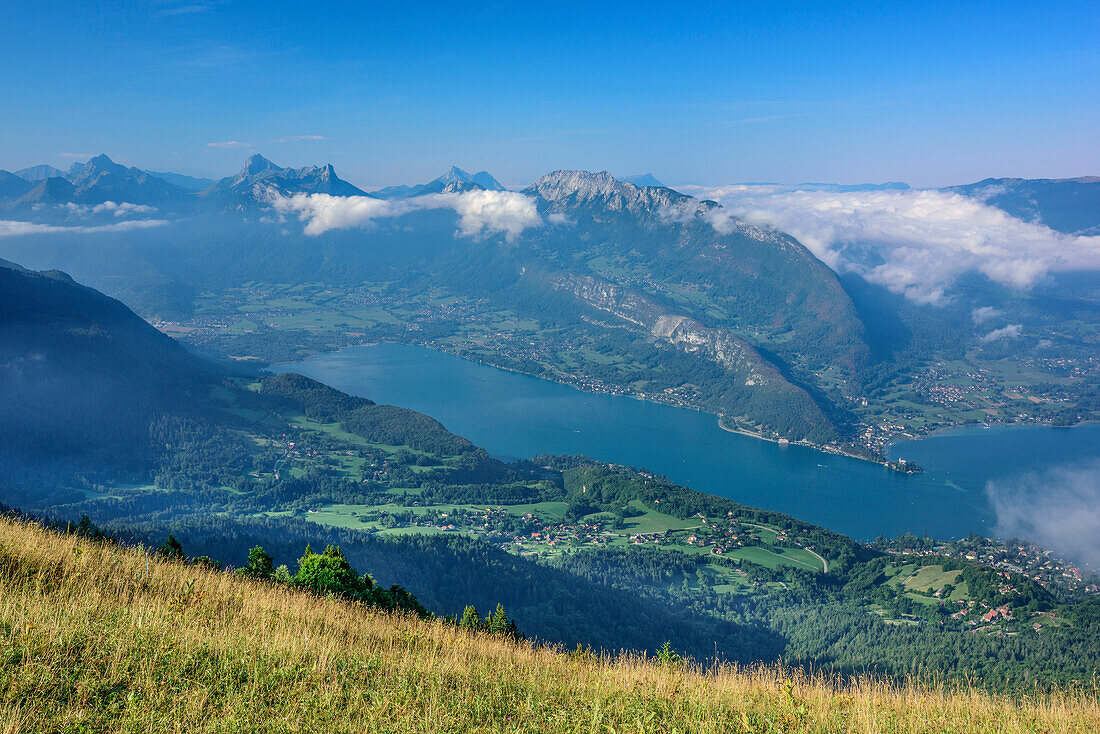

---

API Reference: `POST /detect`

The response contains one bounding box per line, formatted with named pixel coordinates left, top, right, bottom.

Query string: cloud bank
left=0, top=219, right=168, bottom=237
left=63, top=201, right=158, bottom=218
left=269, top=190, right=541, bottom=241
left=685, top=185, right=1100, bottom=304
left=986, top=461, right=1100, bottom=569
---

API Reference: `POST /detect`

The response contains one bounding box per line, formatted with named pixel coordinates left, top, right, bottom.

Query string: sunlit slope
left=2, top=517, right=1096, bottom=734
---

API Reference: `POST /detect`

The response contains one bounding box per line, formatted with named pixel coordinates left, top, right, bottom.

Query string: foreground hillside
left=1, top=517, right=1097, bottom=733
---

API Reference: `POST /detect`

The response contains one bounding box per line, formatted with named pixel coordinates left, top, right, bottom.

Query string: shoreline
left=268, top=337, right=1093, bottom=471
left=275, top=338, right=899, bottom=467
left=884, top=417, right=1100, bottom=456
left=713, top=415, right=887, bottom=467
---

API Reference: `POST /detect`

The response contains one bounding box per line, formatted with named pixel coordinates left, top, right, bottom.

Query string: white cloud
left=971, top=306, right=1002, bottom=325
left=418, top=191, right=542, bottom=241
left=63, top=201, right=158, bottom=218
left=683, top=185, right=1100, bottom=305
left=271, top=193, right=400, bottom=236
left=0, top=219, right=169, bottom=237
left=207, top=140, right=252, bottom=149
left=986, top=461, right=1100, bottom=568
left=980, top=324, right=1023, bottom=343
left=269, top=189, right=541, bottom=241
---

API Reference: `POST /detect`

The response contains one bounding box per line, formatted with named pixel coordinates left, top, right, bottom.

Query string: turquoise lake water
left=275, top=343, right=1100, bottom=544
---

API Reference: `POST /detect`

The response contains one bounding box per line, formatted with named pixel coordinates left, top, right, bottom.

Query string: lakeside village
left=352, top=500, right=1098, bottom=602
left=342, top=501, right=813, bottom=563
left=871, top=533, right=1099, bottom=601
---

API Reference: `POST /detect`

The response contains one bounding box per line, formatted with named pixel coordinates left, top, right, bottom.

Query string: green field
left=725, top=545, right=824, bottom=572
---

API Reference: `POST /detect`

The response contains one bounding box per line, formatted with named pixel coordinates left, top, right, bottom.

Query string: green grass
left=4, top=516, right=1097, bottom=733
left=897, top=565, right=963, bottom=594
left=726, top=546, right=823, bottom=572
left=504, top=501, right=570, bottom=521
left=619, top=501, right=701, bottom=534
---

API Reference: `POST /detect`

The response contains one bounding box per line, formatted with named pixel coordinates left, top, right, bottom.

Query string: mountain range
left=3, top=152, right=1097, bottom=235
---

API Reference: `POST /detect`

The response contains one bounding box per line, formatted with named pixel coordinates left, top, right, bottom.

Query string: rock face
left=556, top=272, right=778, bottom=388
left=549, top=271, right=836, bottom=439
left=200, top=154, right=369, bottom=207
left=523, top=170, right=689, bottom=216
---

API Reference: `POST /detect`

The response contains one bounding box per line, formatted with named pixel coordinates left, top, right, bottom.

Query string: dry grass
left=0, top=516, right=1097, bottom=733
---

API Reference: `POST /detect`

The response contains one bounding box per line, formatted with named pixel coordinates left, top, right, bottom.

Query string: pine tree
left=158, top=535, right=184, bottom=559
left=459, top=605, right=482, bottom=631
left=489, top=603, right=508, bottom=636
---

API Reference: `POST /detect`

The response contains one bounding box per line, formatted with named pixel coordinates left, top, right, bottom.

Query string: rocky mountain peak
left=525, top=170, right=689, bottom=215
left=241, top=154, right=282, bottom=177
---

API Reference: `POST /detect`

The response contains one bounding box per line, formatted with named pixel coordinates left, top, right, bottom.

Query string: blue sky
left=2, top=1, right=1097, bottom=188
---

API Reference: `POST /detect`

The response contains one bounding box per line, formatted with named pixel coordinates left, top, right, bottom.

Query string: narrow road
left=803, top=547, right=829, bottom=574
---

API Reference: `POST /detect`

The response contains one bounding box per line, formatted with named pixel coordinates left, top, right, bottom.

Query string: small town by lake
left=275, top=343, right=1100, bottom=544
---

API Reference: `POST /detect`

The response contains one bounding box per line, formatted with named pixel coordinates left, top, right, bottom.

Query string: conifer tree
left=459, top=605, right=482, bottom=631
left=489, top=603, right=508, bottom=636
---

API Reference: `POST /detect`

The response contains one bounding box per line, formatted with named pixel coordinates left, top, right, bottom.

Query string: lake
left=274, top=343, right=1100, bottom=547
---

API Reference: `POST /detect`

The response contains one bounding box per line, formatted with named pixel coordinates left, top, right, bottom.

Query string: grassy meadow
left=1, top=516, right=1097, bottom=733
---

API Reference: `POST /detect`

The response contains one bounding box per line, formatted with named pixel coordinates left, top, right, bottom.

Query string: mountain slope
left=5, top=155, right=188, bottom=208
left=0, top=260, right=213, bottom=465
left=945, top=176, right=1100, bottom=235
left=484, top=170, right=873, bottom=441
left=13, top=164, right=67, bottom=182
left=0, top=171, right=33, bottom=200
left=12, top=176, right=76, bottom=205
left=0, top=260, right=478, bottom=476
left=2, top=515, right=1094, bottom=733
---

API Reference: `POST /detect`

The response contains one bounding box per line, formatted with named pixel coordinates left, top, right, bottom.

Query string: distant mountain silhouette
left=372, top=166, right=505, bottom=199
left=620, top=173, right=664, bottom=188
